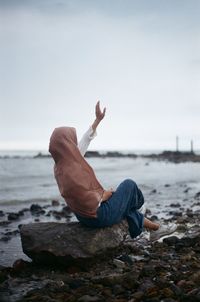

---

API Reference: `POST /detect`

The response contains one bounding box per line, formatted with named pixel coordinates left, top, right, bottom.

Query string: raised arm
left=91, top=100, right=106, bottom=134
left=79, top=101, right=113, bottom=203
left=92, top=101, right=114, bottom=202
left=78, top=100, right=106, bottom=156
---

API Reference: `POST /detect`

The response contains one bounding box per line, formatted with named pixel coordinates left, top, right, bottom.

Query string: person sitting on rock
left=49, top=101, right=177, bottom=242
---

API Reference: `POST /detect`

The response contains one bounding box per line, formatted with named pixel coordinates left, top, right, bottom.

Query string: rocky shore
left=1, top=191, right=200, bottom=302
left=85, top=151, right=200, bottom=163
left=1, top=150, right=200, bottom=163
left=142, top=151, right=200, bottom=164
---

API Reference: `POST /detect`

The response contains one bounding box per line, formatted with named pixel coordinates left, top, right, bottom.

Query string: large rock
left=20, top=221, right=128, bottom=265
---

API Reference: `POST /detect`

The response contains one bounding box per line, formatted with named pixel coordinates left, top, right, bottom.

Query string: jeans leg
left=102, top=178, right=144, bottom=237
left=126, top=210, right=144, bottom=238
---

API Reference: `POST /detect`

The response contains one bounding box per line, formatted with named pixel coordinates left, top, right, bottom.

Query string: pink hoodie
left=49, top=127, right=104, bottom=218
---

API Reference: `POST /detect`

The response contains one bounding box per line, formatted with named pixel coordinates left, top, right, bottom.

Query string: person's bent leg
left=121, top=179, right=144, bottom=210
left=104, top=178, right=145, bottom=225
left=75, top=178, right=146, bottom=233
left=126, top=210, right=144, bottom=238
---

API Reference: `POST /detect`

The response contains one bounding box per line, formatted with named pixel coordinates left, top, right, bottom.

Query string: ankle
left=152, top=223, right=159, bottom=231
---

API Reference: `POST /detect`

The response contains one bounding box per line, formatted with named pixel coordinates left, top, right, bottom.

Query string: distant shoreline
left=1, top=150, right=200, bottom=163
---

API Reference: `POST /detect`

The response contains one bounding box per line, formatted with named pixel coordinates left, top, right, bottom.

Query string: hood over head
left=49, top=127, right=77, bottom=164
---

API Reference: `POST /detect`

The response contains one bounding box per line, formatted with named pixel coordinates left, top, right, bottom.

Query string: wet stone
left=62, top=205, right=72, bottom=215
left=51, top=207, right=72, bottom=219
left=112, top=284, right=125, bottom=295
left=0, top=266, right=9, bottom=283
left=0, top=236, right=10, bottom=242
left=170, top=203, right=180, bottom=208
left=5, top=229, right=19, bottom=237
left=0, top=211, right=4, bottom=217
left=113, top=259, right=126, bottom=269
left=194, top=192, right=200, bottom=199
left=176, top=224, right=187, bottom=232
left=163, top=236, right=180, bottom=246
left=69, top=279, right=86, bottom=289
left=30, top=204, right=45, bottom=215
left=186, top=211, right=194, bottom=218
left=0, top=220, right=11, bottom=227
left=140, top=265, right=157, bottom=277
left=52, top=212, right=62, bottom=220
left=7, top=213, right=20, bottom=221
left=169, top=211, right=182, bottom=217
left=150, top=215, right=158, bottom=221
left=0, top=229, right=19, bottom=242
left=117, top=254, right=134, bottom=265
left=132, top=291, right=144, bottom=299
left=51, top=200, right=60, bottom=206
left=17, top=210, right=25, bottom=217
left=170, top=284, right=182, bottom=296
left=12, top=259, right=29, bottom=273
left=77, top=295, right=103, bottom=302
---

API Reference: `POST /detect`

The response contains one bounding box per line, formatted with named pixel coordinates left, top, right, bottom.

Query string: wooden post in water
left=191, top=139, right=194, bottom=153
left=176, top=136, right=179, bottom=152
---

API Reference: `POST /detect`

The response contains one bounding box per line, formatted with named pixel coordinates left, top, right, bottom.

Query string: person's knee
left=123, top=178, right=137, bottom=189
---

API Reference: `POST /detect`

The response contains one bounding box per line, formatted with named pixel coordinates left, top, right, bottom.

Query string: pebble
left=78, top=295, right=102, bottom=302
left=7, top=213, right=20, bottom=220
left=30, top=204, right=45, bottom=215
left=194, top=191, right=200, bottom=199
left=112, top=284, right=124, bottom=295
left=170, top=203, right=180, bottom=208
left=168, top=211, right=182, bottom=217
left=118, top=254, right=134, bottom=265
left=113, top=259, right=126, bottom=269
left=0, top=210, right=5, bottom=217
left=0, top=236, right=10, bottom=242
left=51, top=200, right=60, bottom=206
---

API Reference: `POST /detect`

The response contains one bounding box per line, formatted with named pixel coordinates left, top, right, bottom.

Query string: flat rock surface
left=20, top=221, right=129, bottom=263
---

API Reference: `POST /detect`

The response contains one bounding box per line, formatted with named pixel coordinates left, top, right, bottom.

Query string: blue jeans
left=75, top=178, right=144, bottom=238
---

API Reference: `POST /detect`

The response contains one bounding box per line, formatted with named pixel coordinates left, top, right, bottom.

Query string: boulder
left=19, top=221, right=128, bottom=265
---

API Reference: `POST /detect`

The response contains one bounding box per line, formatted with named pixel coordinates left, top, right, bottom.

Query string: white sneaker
left=138, top=204, right=146, bottom=215
left=150, top=223, right=177, bottom=242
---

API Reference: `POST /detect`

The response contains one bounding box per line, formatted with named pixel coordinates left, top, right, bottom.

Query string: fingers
left=95, top=100, right=106, bottom=119
left=95, top=100, right=100, bottom=114
left=96, top=100, right=100, bottom=109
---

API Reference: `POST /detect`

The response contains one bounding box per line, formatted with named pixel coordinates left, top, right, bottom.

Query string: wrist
left=92, top=119, right=100, bottom=131
left=95, top=118, right=101, bottom=124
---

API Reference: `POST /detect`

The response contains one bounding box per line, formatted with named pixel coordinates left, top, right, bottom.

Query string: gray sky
left=0, top=0, right=200, bottom=151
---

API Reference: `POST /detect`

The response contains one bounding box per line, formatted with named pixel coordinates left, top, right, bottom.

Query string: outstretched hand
left=95, top=100, right=106, bottom=122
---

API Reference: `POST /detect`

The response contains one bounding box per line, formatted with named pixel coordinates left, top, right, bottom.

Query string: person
left=49, top=101, right=177, bottom=242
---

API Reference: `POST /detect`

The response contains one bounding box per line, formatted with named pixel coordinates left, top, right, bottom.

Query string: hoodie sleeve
left=78, top=126, right=97, bottom=156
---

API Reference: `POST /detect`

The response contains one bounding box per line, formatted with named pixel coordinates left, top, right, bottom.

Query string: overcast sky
left=0, top=0, right=199, bottom=151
